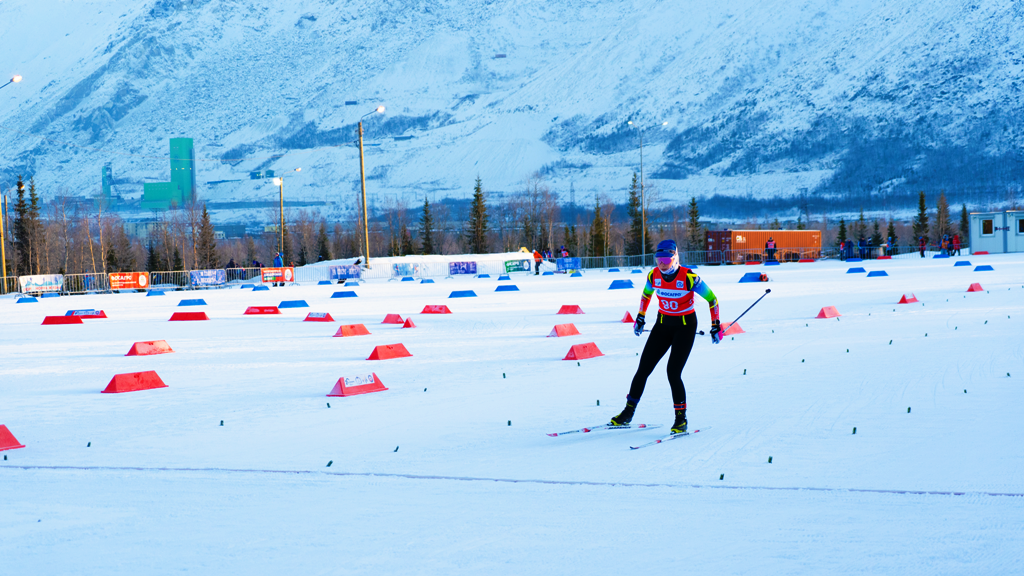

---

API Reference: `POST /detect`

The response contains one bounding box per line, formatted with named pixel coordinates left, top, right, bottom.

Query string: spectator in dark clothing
left=765, top=237, right=777, bottom=262
left=918, top=237, right=927, bottom=258
left=858, top=237, right=867, bottom=259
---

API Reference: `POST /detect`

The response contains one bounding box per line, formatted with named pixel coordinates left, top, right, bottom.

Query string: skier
left=609, top=239, right=721, bottom=434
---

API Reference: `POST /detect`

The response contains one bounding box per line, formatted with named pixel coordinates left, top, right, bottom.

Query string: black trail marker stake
left=503, top=373, right=506, bottom=378
left=87, top=442, right=91, bottom=447
left=908, top=407, right=911, bottom=413
left=394, top=446, right=399, bottom=452
left=327, top=460, right=333, bottom=467
left=719, top=474, right=725, bottom=480
left=743, top=369, right=747, bottom=375
left=577, top=362, right=580, bottom=366
left=596, top=400, right=600, bottom=406
left=327, top=403, right=330, bottom=408
left=889, top=340, right=893, bottom=345
left=852, top=427, right=857, bottom=434
left=508, top=420, right=511, bottom=426
left=768, top=456, right=773, bottom=464
left=219, top=420, right=224, bottom=426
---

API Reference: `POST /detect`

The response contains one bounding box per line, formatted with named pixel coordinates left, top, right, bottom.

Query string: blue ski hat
left=655, top=239, right=677, bottom=257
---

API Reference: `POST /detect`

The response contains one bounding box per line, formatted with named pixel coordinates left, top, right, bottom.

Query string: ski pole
left=724, top=288, right=770, bottom=328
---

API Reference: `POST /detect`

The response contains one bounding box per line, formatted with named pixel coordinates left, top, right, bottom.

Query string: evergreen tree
left=959, top=204, right=970, bottom=239
left=563, top=223, right=578, bottom=257
left=886, top=220, right=898, bottom=247
left=796, top=215, right=806, bottom=230
left=624, top=173, right=650, bottom=256
left=105, top=223, right=136, bottom=273
left=589, top=200, right=606, bottom=257
left=855, top=209, right=867, bottom=240
left=27, top=179, right=42, bottom=274
left=12, top=175, right=27, bottom=275
left=196, top=204, right=218, bottom=268
left=419, top=196, right=435, bottom=254
left=172, top=246, right=184, bottom=271
left=935, top=191, right=951, bottom=242
left=686, top=197, right=703, bottom=251
left=465, top=177, right=489, bottom=253
left=146, top=242, right=161, bottom=272
left=912, top=191, right=929, bottom=240
left=400, top=224, right=415, bottom=256
left=870, top=220, right=883, bottom=246
left=770, top=218, right=781, bottom=230
left=837, top=218, right=847, bottom=245
left=316, top=221, right=332, bottom=262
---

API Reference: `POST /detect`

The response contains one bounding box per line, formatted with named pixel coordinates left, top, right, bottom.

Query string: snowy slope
left=1, top=0, right=1023, bottom=219
left=1, top=255, right=1023, bottom=573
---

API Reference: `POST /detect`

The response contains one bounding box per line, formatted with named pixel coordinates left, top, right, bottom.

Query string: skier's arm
left=691, top=276, right=720, bottom=323
left=638, top=271, right=656, bottom=316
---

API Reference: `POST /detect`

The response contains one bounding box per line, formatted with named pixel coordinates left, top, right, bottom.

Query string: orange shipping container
left=706, top=230, right=821, bottom=264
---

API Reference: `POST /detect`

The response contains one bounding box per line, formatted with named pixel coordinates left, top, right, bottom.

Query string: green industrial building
left=142, top=138, right=196, bottom=210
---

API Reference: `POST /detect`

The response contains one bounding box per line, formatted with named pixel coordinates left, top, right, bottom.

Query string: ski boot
left=671, top=403, right=687, bottom=434
left=609, top=396, right=638, bottom=426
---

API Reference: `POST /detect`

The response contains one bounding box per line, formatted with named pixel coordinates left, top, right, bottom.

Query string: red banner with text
left=261, top=267, right=295, bottom=283
left=109, top=272, right=150, bottom=290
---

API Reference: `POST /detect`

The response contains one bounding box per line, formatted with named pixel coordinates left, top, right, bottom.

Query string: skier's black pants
left=628, top=312, right=697, bottom=406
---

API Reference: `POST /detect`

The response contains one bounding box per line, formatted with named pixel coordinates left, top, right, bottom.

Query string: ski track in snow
left=2, top=254, right=1024, bottom=573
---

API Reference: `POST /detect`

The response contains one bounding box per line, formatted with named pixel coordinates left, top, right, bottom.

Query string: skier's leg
left=666, top=315, right=698, bottom=432
left=665, top=314, right=698, bottom=406
left=626, top=319, right=674, bottom=402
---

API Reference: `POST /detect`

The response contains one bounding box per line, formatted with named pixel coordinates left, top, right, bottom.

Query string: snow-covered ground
left=2, top=254, right=1023, bottom=574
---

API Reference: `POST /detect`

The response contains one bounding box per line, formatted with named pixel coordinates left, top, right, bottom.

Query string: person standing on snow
left=609, top=239, right=722, bottom=435
left=273, top=252, right=284, bottom=286
left=533, top=249, right=542, bottom=275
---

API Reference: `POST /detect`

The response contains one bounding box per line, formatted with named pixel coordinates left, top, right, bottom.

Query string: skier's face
left=656, top=253, right=678, bottom=272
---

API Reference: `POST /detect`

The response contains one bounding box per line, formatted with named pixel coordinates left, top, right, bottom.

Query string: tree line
left=0, top=170, right=988, bottom=280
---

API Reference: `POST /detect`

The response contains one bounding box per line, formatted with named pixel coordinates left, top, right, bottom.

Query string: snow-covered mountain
left=1, top=0, right=1022, bottom=222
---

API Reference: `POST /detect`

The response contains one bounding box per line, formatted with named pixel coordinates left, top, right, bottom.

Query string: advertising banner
left=329, top=265, right=362, bottom=280
left=109, top=272, right=150, bottom=290
left=504, top=259, right=532, bottom=273
left=556, top=257, right=581, bottom=272
left=448, top=261, right=477, bottom=275
left=19, top=274, right=63, bottom=293
left=392, top=263, right=420, bottom=278
left=261, top=267, right=295, bottom=283
left=189, top=269, right=227, bottom=287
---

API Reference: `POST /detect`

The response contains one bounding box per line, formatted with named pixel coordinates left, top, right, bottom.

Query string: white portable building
left=969, top=210, right=1024, bottom=254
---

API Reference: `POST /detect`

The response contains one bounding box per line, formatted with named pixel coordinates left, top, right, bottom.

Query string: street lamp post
left=0, top=193, right=7, bottom=293
left=272, top=168, right=301, bottom=258
left=627, top=120, right=668, bottom=267
left=0, top=75, right=22, bottom=91
left=358, top=105, right=385, bottom=267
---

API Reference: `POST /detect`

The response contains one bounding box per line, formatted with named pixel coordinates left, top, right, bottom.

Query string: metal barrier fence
left=0, top=244, right=974, bottom=296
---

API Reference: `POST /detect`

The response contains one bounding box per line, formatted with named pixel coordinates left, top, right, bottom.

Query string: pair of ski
left=546, top=422, right=703, bottom=449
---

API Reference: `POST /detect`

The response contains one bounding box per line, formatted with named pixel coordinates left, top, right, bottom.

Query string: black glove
left=710, top=319, right=722, bottom=344
left=633, top=313, right=646, bottom=337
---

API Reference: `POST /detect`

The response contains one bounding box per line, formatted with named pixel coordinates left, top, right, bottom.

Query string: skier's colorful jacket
left=639, top=267, right=720, bottom=323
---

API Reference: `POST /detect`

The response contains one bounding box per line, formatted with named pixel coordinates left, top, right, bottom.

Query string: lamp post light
left=627, top=120, right=668, bottom=267
left=0, top=75, right=22, bottom=91
left=358, top=105, right=385, bottom=267
left=272, top=168, right=301, bottom=257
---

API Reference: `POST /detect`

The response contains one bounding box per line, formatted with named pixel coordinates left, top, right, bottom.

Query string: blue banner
left=392, top=263, right=420, bottom=278
left=189, top=269, right=226, bottom=286
left=448, top=261, right=477, bottom=275
left=556, top=257, right=581, bottom=272
left=330, top=265, right=362, bottom=280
